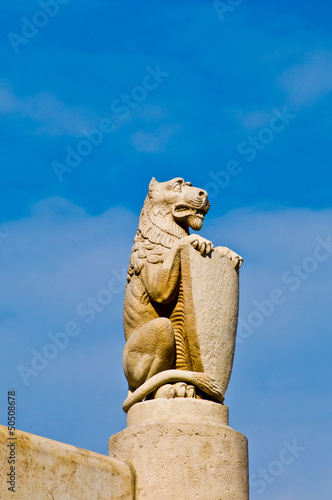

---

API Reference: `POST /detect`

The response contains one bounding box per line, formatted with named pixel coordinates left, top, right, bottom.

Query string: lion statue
left=122, top=177, right=242, bottom=412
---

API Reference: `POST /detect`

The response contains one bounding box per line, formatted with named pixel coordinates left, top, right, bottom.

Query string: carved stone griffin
left=122, top=177, right=242, bottom=412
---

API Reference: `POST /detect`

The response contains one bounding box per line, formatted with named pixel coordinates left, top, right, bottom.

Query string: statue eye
left=173, top=182, right=182, bottom=192
left=184, top=182, right=192, bottom=187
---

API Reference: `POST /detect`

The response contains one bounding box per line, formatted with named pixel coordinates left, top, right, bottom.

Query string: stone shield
left=180, top=244, right=239, bottom=397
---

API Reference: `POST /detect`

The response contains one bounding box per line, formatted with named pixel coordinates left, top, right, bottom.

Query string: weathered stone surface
left=110, top=399, right=249, bottom=500
left=126, top=398, right=229, bottom=428
left=181, top=244, right=239, bottom=397
left=116, top=177, right=248, bottom=498
left=122, top=177, right=243, bottom=412
left=0, top=425, right=134, bottom=499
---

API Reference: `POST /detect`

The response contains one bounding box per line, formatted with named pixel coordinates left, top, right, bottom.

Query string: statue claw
left=153, top=382, right=197, bottom=400
left=214, top=246, right=243, bottom=269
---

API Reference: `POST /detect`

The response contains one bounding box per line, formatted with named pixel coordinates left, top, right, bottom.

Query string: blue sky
left=0, top=1, right=331, bottom=498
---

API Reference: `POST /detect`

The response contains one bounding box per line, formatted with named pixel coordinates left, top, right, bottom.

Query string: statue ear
left=149, top=177, right=158, bottom=191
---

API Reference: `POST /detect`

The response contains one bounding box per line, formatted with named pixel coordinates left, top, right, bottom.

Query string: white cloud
left=279, top=49, right=332, bottom=107
left=135, top=104, right=170, bottom=122
left=235, top=109, right=273, bottom=131
left=0, top=198, right=137, bottom=351
left=0, top=82, right=97, bottom=136
left=0, top=84, right=19, bottom=113
left=130, top=124, right=178, bottom=152
left=233, top=49, right=332, bottom=131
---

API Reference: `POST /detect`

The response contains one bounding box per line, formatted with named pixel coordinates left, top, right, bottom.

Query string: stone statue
left=122, top=177, right=243, bottom=412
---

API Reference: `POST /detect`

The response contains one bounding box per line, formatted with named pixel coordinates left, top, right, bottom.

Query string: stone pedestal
left=109, top=399, right=249, bottom=500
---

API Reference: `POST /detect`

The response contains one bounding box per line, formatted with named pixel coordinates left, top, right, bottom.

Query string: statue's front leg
left=145, top=235, right=214, bottom=304
left=123, top=317, right=176, bottom=392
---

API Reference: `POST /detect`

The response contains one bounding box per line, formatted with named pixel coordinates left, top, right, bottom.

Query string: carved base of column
left=109, top=399, right=249, bottom=500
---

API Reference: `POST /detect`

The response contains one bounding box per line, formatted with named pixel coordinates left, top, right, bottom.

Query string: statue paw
left=185, top=385, right=196, bottom=398
left=154, top=384, right=176, bottom=399
left=172, top=382, right=187, bottom=397
left=214, top=246, right=243, bottom=269
left=153, top=382, right=196, bottom=399
left=172, top=382, right=196, bottom=398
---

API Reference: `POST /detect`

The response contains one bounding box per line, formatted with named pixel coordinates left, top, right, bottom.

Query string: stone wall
left=0, top=425, right=134, bottom=499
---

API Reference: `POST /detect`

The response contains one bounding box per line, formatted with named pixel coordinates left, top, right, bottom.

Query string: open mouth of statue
left=173, top=205, right=206, bottom=219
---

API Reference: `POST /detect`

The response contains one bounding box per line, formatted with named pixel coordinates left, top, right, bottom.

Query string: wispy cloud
left=0, top=82, right=97, bottom=136
left=279, top=49, right=332, bottom=107
left=130, top=124, right=178, bottom=153
left=236, top=109, right=278, bottom=131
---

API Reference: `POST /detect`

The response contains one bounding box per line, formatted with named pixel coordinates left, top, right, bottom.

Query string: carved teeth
left=195, top=209, right=205, bottom=218
left=173, top=206, right=206, bottom=219
left=174, top=206, right=204, bottom=214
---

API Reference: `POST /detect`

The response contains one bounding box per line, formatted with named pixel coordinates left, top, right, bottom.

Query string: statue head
left=148, top=177, right=210, bottom=232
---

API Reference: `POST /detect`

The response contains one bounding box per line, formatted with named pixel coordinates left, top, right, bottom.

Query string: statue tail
left=123, top=369, right=224, bottom=413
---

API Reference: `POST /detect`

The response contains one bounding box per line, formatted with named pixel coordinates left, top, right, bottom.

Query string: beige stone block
left=0, top=425, right=134, bottom=499
left=109, top=399, right=249, bottom=500
left=126, top=397, right=229, bottom=428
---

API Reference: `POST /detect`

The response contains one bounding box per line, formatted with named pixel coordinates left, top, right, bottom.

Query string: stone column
left=109, top=398, right=249, bottom=500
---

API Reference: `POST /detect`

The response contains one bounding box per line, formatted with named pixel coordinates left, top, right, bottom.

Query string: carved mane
left=127, top=190, right=188, bottom=282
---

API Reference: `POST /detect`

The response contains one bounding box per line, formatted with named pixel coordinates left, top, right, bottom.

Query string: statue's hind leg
left=123, top=317, right=175, bottom=392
